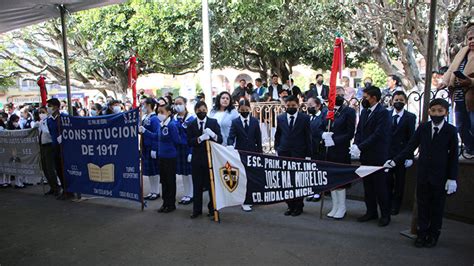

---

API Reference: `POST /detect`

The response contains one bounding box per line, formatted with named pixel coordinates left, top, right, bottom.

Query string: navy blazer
left=389, top=110, right=416, bottom=159
left=275, top=112, right=312, bottom=158
left=354, top=103, right=391, bottom=164
left=309, top=110, right=326, bottom=157
left=187, top=117, right=223, bottom=164
left=322, top=105, right=356, bottom=163
left=394, top=121, right=458, bottom=186
left=305, top=84, right=329, bottom=100
left=227, top=116, right=262, bottom=153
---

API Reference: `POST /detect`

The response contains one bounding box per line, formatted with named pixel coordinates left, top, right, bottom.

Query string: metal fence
left=249, top=88, right=472, bottom=159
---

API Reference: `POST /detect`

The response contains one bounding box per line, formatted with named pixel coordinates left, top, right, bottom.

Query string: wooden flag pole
left=206, top=140, right=220, bottom=222
left=319, top=119, right=333, bottom=219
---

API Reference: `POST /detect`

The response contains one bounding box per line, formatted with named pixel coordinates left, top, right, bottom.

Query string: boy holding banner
left=275, top=95, right=312, bottom=216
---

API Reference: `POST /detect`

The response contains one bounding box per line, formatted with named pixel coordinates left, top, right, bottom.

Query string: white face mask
left=141, top=106, right=148, bottom=114
left=90, top=110, right=97, bottom=116
left=39, top=113, right=47, bottom=120
left=174, top=104, right=185, bottom=113
left=46, top=107, right=54, bottom=114
left=157, top=114, right=167, bottom=122
left=113, top=106, right=121, bottom=114
left=13, top=122, right=19, bottom=128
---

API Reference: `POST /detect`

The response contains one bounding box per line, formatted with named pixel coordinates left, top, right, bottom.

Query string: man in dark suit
left=387, top=91, right=416, bottom=215
left=227, top=100, right=262, bottom=153
left=187, top=101, right=223, bottom=219
left=288, top=78, right=303, bottom=99
left=232, top=79, right=248, bottom=103
left=352, top=86, right=392, bottom=226
left=305, top=74, right=329, bottom=101
left=386, top=98, right=458, bottom=248
left=268, top=74, right=283, bottom=101
left=275, top=95, right=312, bottom=216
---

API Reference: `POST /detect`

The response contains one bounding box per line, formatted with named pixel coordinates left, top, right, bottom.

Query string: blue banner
left=60, top=109, right=141, bottom=202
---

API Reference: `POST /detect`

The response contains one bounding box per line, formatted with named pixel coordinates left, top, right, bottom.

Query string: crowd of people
left=0, top=22, right=472, bottom=250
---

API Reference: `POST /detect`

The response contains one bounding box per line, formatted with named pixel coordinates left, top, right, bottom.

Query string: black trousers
left=52, top=145, right=68, bottom=193
left=388, top=164, right=406, bottom=212
left=40, top=144, right=60, bottom=192
left=417, top=182, right=446, bottom=239
left=362, top=170, right=390, bottom=218
left=279, top=151, right=304, bottom=211
left=192, top=160, right=214, bottom=214
left=159, top=158, right=177, bottom=208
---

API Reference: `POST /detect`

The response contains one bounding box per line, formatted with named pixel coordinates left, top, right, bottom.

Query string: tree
left=342, top=0, right=472, bottom=90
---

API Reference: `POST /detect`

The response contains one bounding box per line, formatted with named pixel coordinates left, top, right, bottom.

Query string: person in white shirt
left=209, top=91, right=239, bottom=146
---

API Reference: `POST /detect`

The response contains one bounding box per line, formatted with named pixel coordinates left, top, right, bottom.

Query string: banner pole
left=206, top=140, right=220, bottom=222
left=139, top=108, right=145, bottom=211
left=320, top=119, right=333, bottom=219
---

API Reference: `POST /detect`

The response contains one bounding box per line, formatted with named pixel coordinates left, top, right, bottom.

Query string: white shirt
left=392, top=109, right=404, bottom=124
left=39, top=119, right=52, bottom=144
left=367, top=103, right=379, bottom=117
left=240, top=115, right=249, bottom=128
left=316, top=84, right=323, bottom=96
left=287, top=111, right=299, bottom=126
left=271, top=84, right=279, bottom=99
left=431, top=119, right=445, bottom=138
left=197, top=117, right=207, bottom=130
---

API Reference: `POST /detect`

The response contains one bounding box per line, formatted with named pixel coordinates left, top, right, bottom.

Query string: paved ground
left=0, top=181, right=473, bottom=266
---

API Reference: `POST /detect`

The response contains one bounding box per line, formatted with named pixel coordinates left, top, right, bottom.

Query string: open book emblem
left=219, top=161, right=239, bottom=192
left=87, top=163, right=115, bottom=183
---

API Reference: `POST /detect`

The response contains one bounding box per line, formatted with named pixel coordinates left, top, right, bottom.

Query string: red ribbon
left=128, top=55, right=138, bottom=108
left=37, top=76, right=47, bottom=106
left=326, top=37, right=344, bottom=121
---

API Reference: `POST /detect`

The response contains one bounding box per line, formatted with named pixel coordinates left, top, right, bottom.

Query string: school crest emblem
left=219, top=161, right=239, bottom=192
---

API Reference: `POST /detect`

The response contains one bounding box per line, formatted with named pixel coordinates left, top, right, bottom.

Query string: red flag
left=128, top=55, right=138, bottom=108
left=326, top=37, right=345, bottom=121
left=37, top=76, right=47, bottom=106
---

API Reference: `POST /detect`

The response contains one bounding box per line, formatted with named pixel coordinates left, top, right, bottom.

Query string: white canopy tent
left=0, top=0, right=125, bottom=112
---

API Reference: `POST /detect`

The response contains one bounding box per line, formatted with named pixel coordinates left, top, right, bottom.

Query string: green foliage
left=362, top=62, right=387, bottom=88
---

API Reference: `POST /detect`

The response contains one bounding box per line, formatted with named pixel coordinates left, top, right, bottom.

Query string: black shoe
left=144, top=193, right=152, bottom=200
left=162, top=206, right=176, bottom=213
left=424, top=235, right=438, bottom=248
left=291, top=209, right=303, bottom=217
left=44, top=190, right=55, bottom=195
left=284, top=209, right=293, bottom=216
left=357, top=213, right=378, bottom=222
left=183, top=198, right=193, bottom=205
left=378, top=217, right=391, bottom=227
left=311, top=195, right=321, bottom=202
left=14, top=185, right=25, bottom=189
left=190, top=212, right=202, bottom=219
left=391, top=208, right=399, bottom=215
left=148, top=193, right=160, bottom=200
left=157, top=206, right=166, bottom=213
left=414, top=236, right=426, bottom=248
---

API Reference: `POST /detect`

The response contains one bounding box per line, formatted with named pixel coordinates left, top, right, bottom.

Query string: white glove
left=445, top=179, right=457, bottom=194
left=151, top=150, right=157, bottom=159
left=57, top=135, right=62, bottom=144
left=138, top=126, right=146, bottom=134
left=204, top=128, right=217, bottom=139
left=349, top=144, right=361, bottom=157
left=321, top=132, right=334, bottom=140
left=0, top=126, right=4, bottom=131
left=187, top=154, right=192, bottom=163
left=383, top=160, right=396, bottom=169
left=404, top=159, right=413, bottom=168
left=305, top=157, right=311, bottom=160
left=198, top=133, right=210, bottom=143
left=324, top=138, right=335, bottom=147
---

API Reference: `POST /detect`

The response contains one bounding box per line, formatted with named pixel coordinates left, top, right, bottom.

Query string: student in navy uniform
left=187, top=101, right=223, bottom=219
left=275, top=95, right=312, bottom=216
left=387, top=91, right=416, bottom=215
left=305, top=96, right=326, bottom=202
left=228, top=99, right=262, bottom=212
left=351, top=86, right=392, bottom=226
left=385, top=99, right=458, bottom=248
left=139, top=98, right=161, bottom=201
left=322, top=88, right=356, bottom=219
left=156, top=104, right=180, bottom=213
left=174, top=96, right=196, bottom=205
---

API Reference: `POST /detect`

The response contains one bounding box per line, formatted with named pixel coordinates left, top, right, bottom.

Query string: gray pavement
left=0, top=181, right=473, bottom=266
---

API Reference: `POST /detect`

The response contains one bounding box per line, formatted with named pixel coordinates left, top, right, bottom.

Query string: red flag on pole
left=37, top=76, right=47, bottom=106
left=326, top=37, right=345, bottom=121
left=128, top=55, right=138, bottom=108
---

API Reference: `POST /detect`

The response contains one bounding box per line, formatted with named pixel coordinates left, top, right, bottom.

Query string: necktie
left=244, top=119, right=249, bottom=131
left=432, top=127, right=439, bottom=140
left=365, top=109, right=372, bottom=121
left=199, top=121, right=204, bottom=134
left=289, top=116, right=295, bottom=130
left=393, top=114, right=399, bottom=127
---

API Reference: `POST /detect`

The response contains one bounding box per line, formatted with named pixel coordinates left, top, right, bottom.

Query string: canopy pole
left=202, top=0, right=212, bottom=107
left=59, top=4, right=73, bottom=115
